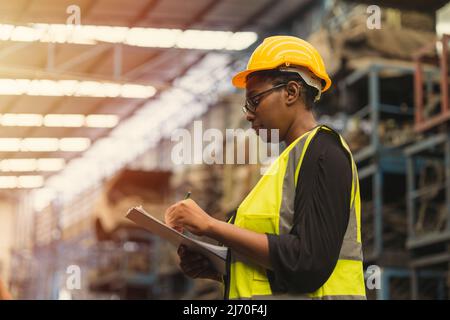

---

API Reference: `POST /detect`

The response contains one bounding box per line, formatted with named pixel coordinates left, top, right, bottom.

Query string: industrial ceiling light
left=0, top=113, right=43, bottom=126
left=0, top=176, right=17, bottom=188
left=0, top=113, right=119, bottom=128
left=0, top=24, right=258, bottom=50
left=0, top=138, right=23, bottom=151
left=0, top=159, right=36, bottom=172
left=36, top=158, right=65, bottom=171
left=44, top=114, right=85, bottom=127
left=85, top=114, right=118, bottom=128
left=17, top=175, right=44, bottom=188
left=21, top=138, right=59, bottom=152
left=0, top=175, right=43, bottom=188
left=0, top=79, right=156, bottom=98
left=0, top=138, right=90, bottom=152
left=59, top=138, right=91, bottom=152
left=0, top=158, right=65, bottom=172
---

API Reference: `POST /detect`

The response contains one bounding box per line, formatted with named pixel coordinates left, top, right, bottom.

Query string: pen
left=178, top=192, right=192, bottom=235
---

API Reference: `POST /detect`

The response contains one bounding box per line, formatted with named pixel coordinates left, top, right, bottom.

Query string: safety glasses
left=242, top=83, right=287, bottom=114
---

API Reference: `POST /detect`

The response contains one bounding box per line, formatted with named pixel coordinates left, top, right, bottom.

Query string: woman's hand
left=177, top=245, right=221, bottom=281
left=166, top=199, right=272, bottom=272
left=165, top=199, right=215, bottom=236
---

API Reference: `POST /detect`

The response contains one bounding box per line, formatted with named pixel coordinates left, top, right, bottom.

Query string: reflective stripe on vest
left=225, top=125, right=366, bottom=300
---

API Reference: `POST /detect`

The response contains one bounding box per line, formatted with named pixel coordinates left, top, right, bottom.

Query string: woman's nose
left=246, top=112, right=255, bottom=122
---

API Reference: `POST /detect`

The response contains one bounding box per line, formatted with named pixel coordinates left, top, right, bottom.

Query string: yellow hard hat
left=232, top=35, right=332, bottom=93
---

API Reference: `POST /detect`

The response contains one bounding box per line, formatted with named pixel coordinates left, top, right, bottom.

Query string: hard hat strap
left=277, top=66, right=322, bottom=102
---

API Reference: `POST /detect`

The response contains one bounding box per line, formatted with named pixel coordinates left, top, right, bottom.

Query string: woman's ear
left=285, top=81, right=300, bottom=106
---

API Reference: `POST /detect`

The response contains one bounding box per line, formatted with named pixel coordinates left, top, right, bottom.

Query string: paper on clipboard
left=126, top=206, right=228, bottom=275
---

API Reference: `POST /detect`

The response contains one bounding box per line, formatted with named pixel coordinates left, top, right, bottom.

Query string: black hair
left=247, top=69, right=319, bottom=110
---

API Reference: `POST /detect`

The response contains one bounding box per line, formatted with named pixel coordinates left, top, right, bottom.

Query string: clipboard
left=126, top=206, right=228, bottom=275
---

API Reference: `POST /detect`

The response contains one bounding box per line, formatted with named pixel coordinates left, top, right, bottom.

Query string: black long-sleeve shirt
left=266, top=129, right=352, bottom=294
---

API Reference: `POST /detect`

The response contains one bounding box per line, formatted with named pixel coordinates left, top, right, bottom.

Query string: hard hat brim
left=232, top=68, right=262, bottom=89
left=232, top=67, right=332, bottom=92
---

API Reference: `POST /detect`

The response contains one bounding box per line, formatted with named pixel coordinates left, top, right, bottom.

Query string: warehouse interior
left=0, top=0, right=450, bottom=300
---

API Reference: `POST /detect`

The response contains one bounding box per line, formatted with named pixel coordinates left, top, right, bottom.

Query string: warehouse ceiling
left=343, top=0, right=449, bottom=12
left=0, top=0, right=312, bottom=192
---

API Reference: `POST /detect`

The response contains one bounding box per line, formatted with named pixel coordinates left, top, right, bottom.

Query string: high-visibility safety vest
left=223, top=125, right=366, bottom=300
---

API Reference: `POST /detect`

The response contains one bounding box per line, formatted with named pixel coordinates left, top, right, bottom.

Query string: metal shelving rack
left=367, top=267, right=445, bottom=300
left=404, top=34, right=450, bottom=300
left=405, top=133, right=450, bottom=299
left=343, top=63, right=416, bottom=266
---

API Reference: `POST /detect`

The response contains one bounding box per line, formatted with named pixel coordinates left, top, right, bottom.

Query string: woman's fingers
left=179, top=255, right=213, bottom=278
left=180, top=257, right=210, bottom=271
left=180, top=254, right=210, bottom=268
left=181, top=262, right=211, bottom=279
left=176, top=245, right=217, bottom=279
left=180, top=262, right=206, bottom=277
left=173, top=226, right=184, bottom=233
left=166, top=210, right=183, bottom=231
left=164, top=203, right=180, bottom=225
left=178, top=246, right=205, bottom=261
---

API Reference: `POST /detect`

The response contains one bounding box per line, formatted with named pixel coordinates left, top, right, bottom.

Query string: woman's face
left=245, top=75, right=290, bottom=143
